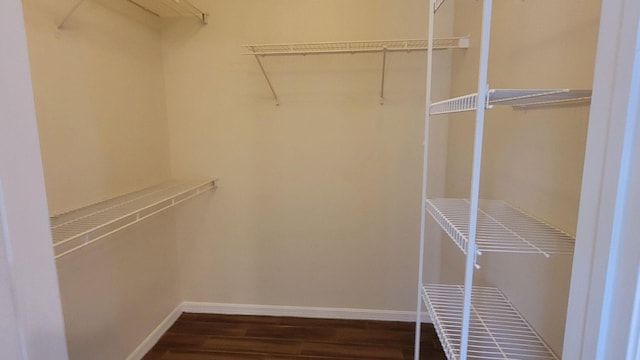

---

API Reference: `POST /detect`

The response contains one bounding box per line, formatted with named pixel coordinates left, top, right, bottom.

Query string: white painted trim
left=182, top=302, right=431, bottom=323
left=0, top=1, right=69, bottom=358
left=563, top=0, right=640, bottom=358
left=126, top=304, right=183, bottom=360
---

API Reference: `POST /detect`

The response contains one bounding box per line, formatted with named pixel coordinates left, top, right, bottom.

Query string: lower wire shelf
left=425, top=199, right=575, bottom=259
left=51, top=179, right=216, bottom=259
left=422, top=284, right=558, bottom=360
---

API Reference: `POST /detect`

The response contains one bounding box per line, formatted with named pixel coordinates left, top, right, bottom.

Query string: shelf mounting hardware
left=253, top=53, right=280, bottom=106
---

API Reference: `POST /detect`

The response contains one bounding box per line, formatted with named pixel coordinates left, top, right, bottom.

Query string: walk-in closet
left=1, top=0, right=639, bottom=359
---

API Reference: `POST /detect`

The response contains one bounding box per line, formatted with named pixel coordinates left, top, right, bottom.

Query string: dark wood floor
left=143, top=313, right=446, bottom=360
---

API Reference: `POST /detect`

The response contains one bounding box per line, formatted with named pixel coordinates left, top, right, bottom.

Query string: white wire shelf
left=51, top=179, right=216, bottom=259
left=244, top=38, right=469, bottom=56
left=245, top=38, right=469, bottom=106
left=423, top=284, right=559, bottom=360
left=430, top=89, right=592, bottom=115
left=425, top=199, right=575, bottom=260
left=57, top=0, right=208, bottom=30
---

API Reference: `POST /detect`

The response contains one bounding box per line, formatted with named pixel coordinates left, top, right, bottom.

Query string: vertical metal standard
left=459, top=0, right=493, bottom=359
left=414, top=0, right=436, bottom=358
left=380, top=47, right=388, bottom=105
left=57, top=0, right=88, bottom=30
left=254, top=55, right=280, bottom=106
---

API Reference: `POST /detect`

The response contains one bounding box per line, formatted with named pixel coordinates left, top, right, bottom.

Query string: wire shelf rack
left=430, top=89, right=592, bottom=115
left=51, top=179, right=216, bottom=259
left=422, top=284, right=559, bottom=360
left=244, top=38, right=470, bottom=56
left=425, top=199, right=575, bottom=260
left=57, top=0, right=208, bottom=30
left=244, top=37, right=469, bottom=106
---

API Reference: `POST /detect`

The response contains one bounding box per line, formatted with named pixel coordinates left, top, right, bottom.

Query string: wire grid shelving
left=425, top=199, right=575, bottom=260
left=51, top=179, right=216, bottom=259
left=244, top=37, right=469, bottom=105
left=413, top=0, right=590, bottom=358
left=57, top=0, right=208, bottom=30
left=244, top=38, right=469, bottom=56
left=422, top=284, right=559, bottom=360
left=430, top=89, right=592, bottom=115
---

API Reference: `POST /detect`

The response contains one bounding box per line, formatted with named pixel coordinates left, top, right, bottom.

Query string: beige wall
left=162, top=0, right=453, bottom=311
left=22, top=0, right=180, bottom=359
left=23, top=0, right=172, bottom=215
left=56, top=212, right=180, bottom=360
left=442, top=0, right=601, bottom=354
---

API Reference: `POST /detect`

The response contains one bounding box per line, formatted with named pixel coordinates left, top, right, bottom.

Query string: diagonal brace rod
left=57, top=0, right=88, bottom=30
left=380, top=47, right=388, bottom=105
left=254, top=55, right=279, bottom=106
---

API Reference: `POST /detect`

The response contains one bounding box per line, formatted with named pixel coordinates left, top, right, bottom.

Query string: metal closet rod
left=57, top=0, right=209, bottom=30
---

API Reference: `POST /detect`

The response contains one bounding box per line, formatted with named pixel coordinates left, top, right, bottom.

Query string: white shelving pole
left=458, top=0, right=494, bottom=358
left=414, top=0, right=437, bottom=358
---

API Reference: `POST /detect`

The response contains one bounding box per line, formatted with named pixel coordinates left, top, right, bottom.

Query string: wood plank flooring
left=143, top=313, right=446, bottom=360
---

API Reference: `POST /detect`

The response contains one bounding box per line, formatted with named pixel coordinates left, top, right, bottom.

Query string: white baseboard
left=128, top=301, right=430, bottom=360
left=126, top=304, right=183, bottom=360
left=182, top=301, right=431, bottom=323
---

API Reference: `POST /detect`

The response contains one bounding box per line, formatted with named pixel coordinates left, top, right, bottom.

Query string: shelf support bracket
left=254, top=55, right=280, bottom=106
left=57, top=0, right=88, bottom=30
left=380, top=47, right=388, bottom=105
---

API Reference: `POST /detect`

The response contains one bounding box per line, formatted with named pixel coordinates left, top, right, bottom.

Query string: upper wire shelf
left=244, top=38, right=470, bottom=56
left=51, top=179, right=216, bottom=259
left=57, top=0, right=209, bottom=30
left=425, top=199, right=575, bottom=264
left=430, top=89, right=592, bottom=115
left=422, top=284, right=559, bottom=360
left=244, top=38, right=469, bottom=106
